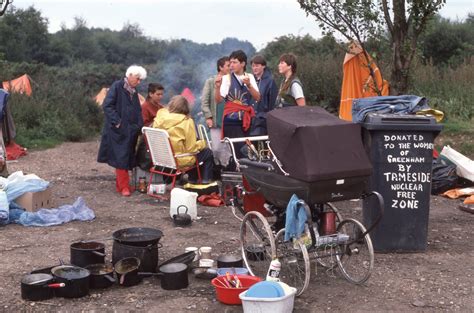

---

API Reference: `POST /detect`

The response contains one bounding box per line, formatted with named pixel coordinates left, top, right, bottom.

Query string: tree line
left=0, top=6, right=472, bottom=148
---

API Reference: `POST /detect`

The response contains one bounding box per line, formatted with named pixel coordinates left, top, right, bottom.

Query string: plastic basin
left=211, top=275, right=262, bottom=305
left=240, top=287, right=297, bottom=313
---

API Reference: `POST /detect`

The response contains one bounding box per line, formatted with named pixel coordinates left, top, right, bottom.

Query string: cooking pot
left=112, top=227, right=163, bottom=247
left=51, top=265, right=90, bottom=298
left=112, top=240, right=160, bottom=273
left=115, top=257, right=142, bottom=287
left=172, top=205, right=192, bottom=227
left=85, top=263, right=116, bottom=289
left=21, top=273, right=65, bottom=301
left=70, top=241, right=106, bottom=268
left=245, top=244, right=266, bottom=262
left=217, top=255, right=244, bottom=268
left=158, top=263, right=189, bottom=290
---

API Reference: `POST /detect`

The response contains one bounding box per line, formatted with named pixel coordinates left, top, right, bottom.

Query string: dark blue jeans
left=189, top=148, right=214, bottom=182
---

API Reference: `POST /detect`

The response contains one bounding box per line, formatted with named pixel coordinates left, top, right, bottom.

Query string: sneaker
left=121, top=188, right=131, bottom=197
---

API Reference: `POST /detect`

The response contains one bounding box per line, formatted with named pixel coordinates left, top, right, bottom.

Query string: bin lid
left=362, top=113, right=444, bottom=131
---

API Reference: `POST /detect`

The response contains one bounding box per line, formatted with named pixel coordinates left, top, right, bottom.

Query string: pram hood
left=267, top=106, right=372, bottom=182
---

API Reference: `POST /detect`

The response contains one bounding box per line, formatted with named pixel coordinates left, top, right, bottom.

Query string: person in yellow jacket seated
left=153, top=95, right=214, bottom=184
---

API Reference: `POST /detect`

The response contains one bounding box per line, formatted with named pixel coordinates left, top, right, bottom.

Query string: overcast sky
left=13, top=0, right=474, bottom=49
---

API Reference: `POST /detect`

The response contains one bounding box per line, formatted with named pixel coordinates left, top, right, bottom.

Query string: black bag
left=431, top=159, right=458, bottom=195
left=249, top=114, right=267, bottom=136
left=136, top=137, right=152, bottom=171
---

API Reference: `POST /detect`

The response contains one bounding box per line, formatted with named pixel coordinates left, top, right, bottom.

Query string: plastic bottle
left=138, top=177, right=147, bottom=193
left=266, top=258, right=281, bottom=282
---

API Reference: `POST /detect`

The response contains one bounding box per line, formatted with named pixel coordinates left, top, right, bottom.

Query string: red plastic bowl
left=211, top=275, right=262, bottom=305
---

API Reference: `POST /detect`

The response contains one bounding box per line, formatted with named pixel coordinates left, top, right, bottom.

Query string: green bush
left=3, top=62, right=105, bottom=149
left=410, top=57, right=474, bottom=120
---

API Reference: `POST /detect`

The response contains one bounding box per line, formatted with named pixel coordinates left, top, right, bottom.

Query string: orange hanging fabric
left=339, top=43, right=389, bottom=121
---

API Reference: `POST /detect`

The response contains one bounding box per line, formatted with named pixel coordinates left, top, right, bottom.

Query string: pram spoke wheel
left=315, top=203, right=343, bottom=269
left=336, top=218, right=374, bottom=284
left=240, top=211, right=276, bottom=278
left=275, top=228, right=310, bottom=297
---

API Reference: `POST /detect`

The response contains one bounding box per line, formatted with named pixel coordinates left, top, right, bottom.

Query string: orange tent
left=339, top=43, right=389, bottom=121
left=94, top=87, right=145, bottom=106
left=181, top=87, right=195, bottom=105
left=2, top=74, right=33, bottom=96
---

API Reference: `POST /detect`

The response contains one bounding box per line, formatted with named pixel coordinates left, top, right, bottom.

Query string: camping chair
left=142, top=127, right=202, bottom=196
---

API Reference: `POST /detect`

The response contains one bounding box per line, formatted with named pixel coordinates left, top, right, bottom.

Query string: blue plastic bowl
left=245, top=281, right=285, bottom=298
left=216, top=267, right=249, bottom=276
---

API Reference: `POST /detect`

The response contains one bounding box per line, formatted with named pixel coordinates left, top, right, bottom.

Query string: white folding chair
left=142, top=127, right=201, bottom=194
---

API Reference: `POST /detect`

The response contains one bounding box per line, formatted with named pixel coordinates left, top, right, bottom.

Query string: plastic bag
left=440, top=145, right=474, bottom=182
left=431, top=159, right=458, bottom=195
left=0, top=171, right=49, bottom=202
left=0, top=190, right=9, bottom=224
left=17, top=197, right=95, bottom=227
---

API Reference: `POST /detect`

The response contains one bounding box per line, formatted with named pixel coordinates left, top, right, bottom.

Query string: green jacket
left=201, top=75, right=216, bottom=120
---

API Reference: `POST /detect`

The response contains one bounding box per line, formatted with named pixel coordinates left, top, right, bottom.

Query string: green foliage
left=1, top=62, right=105, bottom=148
left=419, top=15, right=474, bottom=67
left=260, top=34, right=344, bottom=112
left=410, top=58, right=474, bottom=120
left=0, top=7, right=50, bottom=63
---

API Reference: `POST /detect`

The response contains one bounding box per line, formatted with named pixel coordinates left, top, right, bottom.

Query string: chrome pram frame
left=223, top=135, right=384, bottom=297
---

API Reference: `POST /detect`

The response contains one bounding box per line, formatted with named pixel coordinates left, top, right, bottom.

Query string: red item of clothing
left=198, top=193, right=224, bottom=207
left=221, top=101, right=255, bottom=139
left=115, top=169, right=130, bottom=192
left=141, top=100, right=163, bottom=126
left=5, top=142, right=27, bottom=160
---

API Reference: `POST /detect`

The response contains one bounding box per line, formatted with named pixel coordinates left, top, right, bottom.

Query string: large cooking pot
left=112, top=227, right=163, bottom=247
left=112, top=240, right=160, bottom=273
left=70, top=241, right=106, bottom=268
left=85, top=263, right=116, bottom=289
left=158, top=263, right=189, bottom=290
left=51, top=265, right=90, bottom=298
left=21, top=273, right=65, bottom=301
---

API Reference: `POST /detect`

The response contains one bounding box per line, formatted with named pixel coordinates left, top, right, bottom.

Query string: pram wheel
left=336, top=218, right=374, bottom=284
left=315, top=203, right=343, bottom=269
left=240, top=211, right=276, bottom=278
left=275, top=228, right=310, bottom=297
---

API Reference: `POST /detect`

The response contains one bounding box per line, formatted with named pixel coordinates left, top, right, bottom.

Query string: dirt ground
left=0, top=139, right=472, bottom=312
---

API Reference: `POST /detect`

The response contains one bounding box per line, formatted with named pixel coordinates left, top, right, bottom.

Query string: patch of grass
left=15, top=136, right=62, bottom=150
left=440, top=119, right=474, bottom=135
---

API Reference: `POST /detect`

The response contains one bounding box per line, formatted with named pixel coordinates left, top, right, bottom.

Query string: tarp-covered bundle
left=267, top=106, right=372, bottom=183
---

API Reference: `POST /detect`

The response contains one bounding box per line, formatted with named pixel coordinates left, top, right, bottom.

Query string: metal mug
left=199, top=247, right=212, bottom=260
left=184, top=247, right=199, bottom=262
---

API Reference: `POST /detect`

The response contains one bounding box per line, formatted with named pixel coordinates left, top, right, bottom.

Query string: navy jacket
left=253, top=68, right=278, bottom=116
left=97, top=79, right=143, bottom=170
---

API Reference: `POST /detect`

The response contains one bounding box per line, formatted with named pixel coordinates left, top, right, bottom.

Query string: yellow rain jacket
left=153, top=108, right=206, bottom=168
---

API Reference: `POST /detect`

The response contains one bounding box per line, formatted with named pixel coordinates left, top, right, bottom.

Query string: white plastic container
left=170, top=188, right=198, bottom=219
left=239, top=287, right=297, bottom=313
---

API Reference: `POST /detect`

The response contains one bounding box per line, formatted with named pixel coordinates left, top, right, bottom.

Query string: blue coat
left=97, top=79, right=143, bottom=170
left=253, top=67, right=278, bottom=116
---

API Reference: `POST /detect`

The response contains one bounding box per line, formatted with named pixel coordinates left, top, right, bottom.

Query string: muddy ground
left=0, top=139, right=472, bottom=312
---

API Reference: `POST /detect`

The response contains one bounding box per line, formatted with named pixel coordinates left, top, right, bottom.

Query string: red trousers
left=115, top=169, right=130, bottom=192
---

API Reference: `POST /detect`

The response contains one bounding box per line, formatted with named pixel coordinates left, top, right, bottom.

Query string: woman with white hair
left=98, top=65, right=147, bottom=196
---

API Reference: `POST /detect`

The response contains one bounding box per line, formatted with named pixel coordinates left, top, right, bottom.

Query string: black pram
left=240, top=106, right=373, bottom=207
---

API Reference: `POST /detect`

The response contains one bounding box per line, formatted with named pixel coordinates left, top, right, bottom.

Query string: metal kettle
left=172, top=205, right=192, bottom=227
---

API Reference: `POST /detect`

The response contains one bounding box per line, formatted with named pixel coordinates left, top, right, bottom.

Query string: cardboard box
left=15, top=189, right=53, bottom=212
